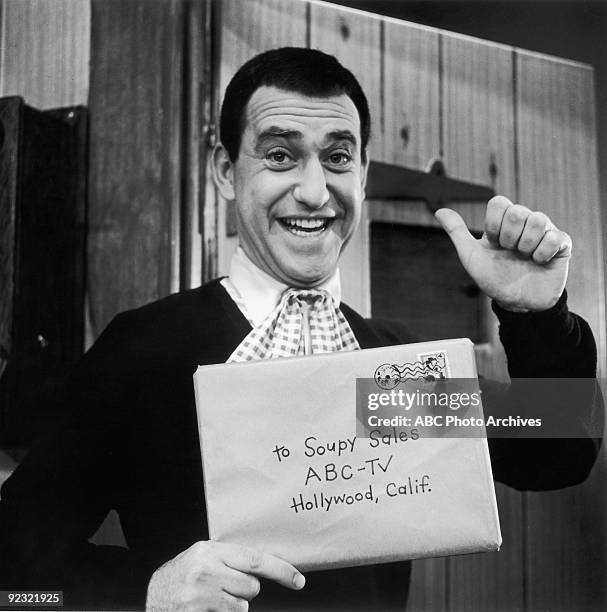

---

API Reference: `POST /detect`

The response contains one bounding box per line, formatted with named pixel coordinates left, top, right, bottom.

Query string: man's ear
left=211, top=143, right=236, bottom=201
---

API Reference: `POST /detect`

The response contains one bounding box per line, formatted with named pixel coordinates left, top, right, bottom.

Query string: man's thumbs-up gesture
left=435, top=196, right=572, bottom=313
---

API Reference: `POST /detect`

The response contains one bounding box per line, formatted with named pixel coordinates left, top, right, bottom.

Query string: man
left=0, top=47, right=599, bottom=611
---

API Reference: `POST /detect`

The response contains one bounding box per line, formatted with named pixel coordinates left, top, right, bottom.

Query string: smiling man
left=214, top=86, right=365, bottom=288
left=0, top=48, right=599, bottom=612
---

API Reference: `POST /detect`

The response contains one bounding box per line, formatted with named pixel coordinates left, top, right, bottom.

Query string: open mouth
left=279, top=217, right=334, bottom=237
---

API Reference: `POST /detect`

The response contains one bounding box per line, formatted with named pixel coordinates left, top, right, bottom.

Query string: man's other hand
left=435, top=195, right=572, bottom=312
left=146, top=540, right=306, bottom=611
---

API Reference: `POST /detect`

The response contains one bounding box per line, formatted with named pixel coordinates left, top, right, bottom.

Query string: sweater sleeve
left=0, top=313, right=154, bottom=611
left=486, top=291, right=602, bottom=491
left=491, top=290, right=597, bottom=378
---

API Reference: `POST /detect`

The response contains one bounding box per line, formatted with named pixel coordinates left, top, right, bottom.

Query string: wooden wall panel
left=516, top=51, right=607, bottom=612
left=383, top=20, right=440, bottom=171
left=216, top=0, right=308, bottom=277
left=408, top=557, right=448, bottom=612
left=448, top=483, right=524, bottom=612
left=87, top=0, right=185, bottom=336
left=367, top=20, right=440, bottom=261
left=0, top=0, right=90, bottom=108
left=525, top=458, right=607, bottom=611
left=516, top=53, right=605, bottom=372
left=182, top=0, right=208, bottom=289
left=441, top=34, right=516, bottom=234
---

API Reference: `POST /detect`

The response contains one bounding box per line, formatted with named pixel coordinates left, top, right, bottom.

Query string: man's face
left=225, top=86, right=367, bottom=287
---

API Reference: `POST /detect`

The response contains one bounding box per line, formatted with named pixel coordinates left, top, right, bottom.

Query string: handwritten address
left=271, top=429, right=433, bottom=514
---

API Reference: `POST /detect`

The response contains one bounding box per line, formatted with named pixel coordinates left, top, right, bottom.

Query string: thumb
left=434, top=208, right=476, bottom=259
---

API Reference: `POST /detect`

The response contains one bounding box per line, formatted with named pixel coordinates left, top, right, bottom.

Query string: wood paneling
left=447, top=484, right=524, bottom=612
left=525, top=461, right=607, bottom=611
left=0, top=0, right=90, bottom=108
left=87, top=0, right=185, bottom=335
left=516, top=52, right=605, bottom=373
left=408, top=556, right=448, bottom=612
left=364, top=18, right=441, bottom=319
left=367, top=20, right=440, bottom=262
left=182, top=0, right=208, bottom=289
left=216, top=0, right=308, bottom=277
left=441, top=33, right=515, bottom=234
left=383, top=20, right=440, bottom=170
left=516, top=50, right=607, bottom=612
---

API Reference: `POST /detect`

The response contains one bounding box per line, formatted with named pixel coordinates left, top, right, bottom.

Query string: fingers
left=517, top=211, right=551, bottom=255
left=498, top=204, right=531, bottom=249
left=434, top=208, right=476, bottom=261
left=220, top=566, right=261, bottom=600
left=435, top=208, right=470, bottom=239
left=484, top=196, right=571, bottom=262
left=485, top=195, right=513, bottom=244
left=220, top=542, right=306, bottom=591
left=147, top=541, right=289, bottom=611
left=532, top=229, right=572, bottom=264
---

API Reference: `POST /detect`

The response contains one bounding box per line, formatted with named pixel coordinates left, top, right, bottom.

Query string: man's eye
left=326, top=152, right=352, bottom=168
left=266, top=149, right=293, bottom=165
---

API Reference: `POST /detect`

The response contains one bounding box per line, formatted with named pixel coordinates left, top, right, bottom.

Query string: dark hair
left=219, top=47, right=371, bottom=162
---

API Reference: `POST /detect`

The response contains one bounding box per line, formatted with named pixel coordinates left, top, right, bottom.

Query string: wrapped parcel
left=194, top=338, right=501, bottom=571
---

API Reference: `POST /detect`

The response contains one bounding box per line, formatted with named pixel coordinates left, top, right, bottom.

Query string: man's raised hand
left=435, top=195, right=571, bottom=312
left=146, top=540, right=305, bottom=611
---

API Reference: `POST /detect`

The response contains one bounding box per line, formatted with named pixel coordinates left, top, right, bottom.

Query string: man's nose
left=293, top=158, right=330, bottom=209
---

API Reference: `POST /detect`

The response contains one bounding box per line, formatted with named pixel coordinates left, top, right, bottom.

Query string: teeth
left=283, top=218, right=328, bottom=230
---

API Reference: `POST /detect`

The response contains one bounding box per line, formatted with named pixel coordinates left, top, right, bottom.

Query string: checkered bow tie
left=228, top=288, right=360, bottom=362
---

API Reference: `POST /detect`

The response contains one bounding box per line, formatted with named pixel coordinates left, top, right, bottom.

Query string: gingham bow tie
left=228, top=288, right=360, bottom=362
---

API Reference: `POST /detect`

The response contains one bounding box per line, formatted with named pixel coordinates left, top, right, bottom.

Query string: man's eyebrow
left=255, top=127, right=304, bottom=145
left=324, top=130, right=358, bottom=147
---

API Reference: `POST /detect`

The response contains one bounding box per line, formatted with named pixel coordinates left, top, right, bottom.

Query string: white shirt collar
left=221, top=247, right=342, bottom=327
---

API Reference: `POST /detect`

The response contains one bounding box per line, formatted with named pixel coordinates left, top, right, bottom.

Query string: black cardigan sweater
left=0, top=280, right=600, bottom=610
